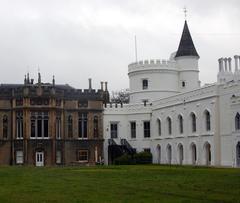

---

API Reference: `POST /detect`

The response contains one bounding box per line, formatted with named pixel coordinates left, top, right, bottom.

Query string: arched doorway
left=156, top=145, right=161, bottom=164
left=190, top=143, right=197, bottom=165
left=204, top=142, right=211, bottom=166
left=166, top=144, right=172, bottom=164
left=178, top=144, right=184, bottom=165
left=237, top=142, right=240, bottom=167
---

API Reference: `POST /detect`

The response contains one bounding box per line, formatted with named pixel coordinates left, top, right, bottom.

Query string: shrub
left=133, top=151, right=152, bottom=164
left=114, top=154, right=135, bottom=165
left=114, top=151, right=153, bottom=165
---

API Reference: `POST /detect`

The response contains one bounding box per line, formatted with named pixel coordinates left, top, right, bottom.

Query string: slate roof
left=175, top=20, right=199, bottom=58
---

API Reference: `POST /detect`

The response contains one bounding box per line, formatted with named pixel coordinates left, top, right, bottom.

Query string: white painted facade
left=103, top=22, right=240, bottom=167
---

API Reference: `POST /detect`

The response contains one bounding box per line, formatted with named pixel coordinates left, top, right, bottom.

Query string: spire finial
left=183, top=6, right=187, bottom=20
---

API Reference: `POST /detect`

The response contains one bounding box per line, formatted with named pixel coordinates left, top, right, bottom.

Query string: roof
left=175, top=20, right=199, bottom=58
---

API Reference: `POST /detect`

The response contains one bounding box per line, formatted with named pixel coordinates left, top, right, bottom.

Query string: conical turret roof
left=175, top=20, right=199, bottom=58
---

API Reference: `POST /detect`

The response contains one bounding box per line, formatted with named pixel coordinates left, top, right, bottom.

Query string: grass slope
left=0, top=165, right=239, bottom=203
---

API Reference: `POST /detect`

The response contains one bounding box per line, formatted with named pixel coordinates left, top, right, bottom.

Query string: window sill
left=30, top=137, right=50, bottom=139
left=200, top=133, right=214, bottom=136
left=187, top=134, right=199, bottom=137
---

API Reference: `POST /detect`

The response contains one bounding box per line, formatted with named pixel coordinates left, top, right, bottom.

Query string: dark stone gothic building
left=0, top=73, right=109, bottom=166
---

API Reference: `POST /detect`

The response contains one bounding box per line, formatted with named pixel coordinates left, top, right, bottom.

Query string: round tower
left=175, top=20, right=200, bottom=92
left=128, top=57, right=179, bottom=104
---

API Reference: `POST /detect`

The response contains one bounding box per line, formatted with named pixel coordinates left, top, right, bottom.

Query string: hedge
left=114, top=151, right=152, bottom=165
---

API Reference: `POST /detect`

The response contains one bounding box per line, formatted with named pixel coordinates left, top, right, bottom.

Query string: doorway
left=36, top=152, right=44, bottom=167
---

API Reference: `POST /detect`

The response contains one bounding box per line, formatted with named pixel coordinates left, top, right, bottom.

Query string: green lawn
left=0, top=165, right=239, bottom=203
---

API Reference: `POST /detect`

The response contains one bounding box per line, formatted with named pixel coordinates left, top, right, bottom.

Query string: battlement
left=128, top=59, right=176, bottom=73
left=104, top=102, right=152, bottom=114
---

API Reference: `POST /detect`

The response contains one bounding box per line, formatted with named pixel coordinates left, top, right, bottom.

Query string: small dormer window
left=142, top=79, right=148, bottom=90
left=182, top=81, right=186, bottom=88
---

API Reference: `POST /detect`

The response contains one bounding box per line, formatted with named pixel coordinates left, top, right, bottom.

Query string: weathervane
left=184, top=6, right=187, bottom=20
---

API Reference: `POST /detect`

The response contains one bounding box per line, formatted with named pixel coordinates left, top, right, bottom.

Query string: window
left=144, top=148, right=151, bottom=153
left=235, top=113, right=240, bottom=130
left=205, top=110, right=211, bottom=131
left=30, top=112, right=49, bottom=138
left=56, top=114, right=61, bottom=139
left=182, top=81, right=186, bottom=88
left=143, top=121, right=150, bottom=138
left=191, top=113, right=197, bottom=133
left=110, top=123, right=118, bottom=138
left=3, top=115, right=8, bottom=138
left=78, top=150, right=88, bottom=162
left=178, top=115, right=183, bottom=134
left=78, top=113, right=88, bottom=138
left=142, top=79, right=148, bottom=90
left=68, top=115, right=73, bottom=138
left=157, top=119, right=161, bottom=136
left=16, top=112, right=23, bottom=139
left=56, top=151, right=62, bottom=164
left=130, top=122, right=136, bottom=138
left=16, top=151, right=23, bottom=164
left=167, top=117, right=172, bottom=135
left=93, top=116, right=99, bottom=138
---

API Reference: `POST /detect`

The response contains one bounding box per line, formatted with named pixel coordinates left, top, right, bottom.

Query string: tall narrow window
left=178, top=115, right=183, bottom=134
left=142, top=79, right=148, bottom=90
left=68, top=115, right=73, bottom=138
left=130, top=122, right=136, bottom=138
left=3, top=115, right=8, bottom=138
left=16, top=112, right=23, bottom=139
left=56, top=114, right=61, bottom=139
left=78, top=113, right=88, bottom=139
left=30, top=112, right=49, bottom=138
left=191, top=113, right=197, bottom=133
left=56, top=151, right=62, bottom=164
left=157, top=119, right=161, bottom=136
left=110, top=122, right=118, bottom=138
left=43, top=113, right=48, bottom=138
left=205, top=110, right=211, bottom=131
left=31, top=116, right=36, bottom=138
left=93, top=116, right=99, bottom=138
left=16, top=150, right=23, bottom=164
left=235, top=113, right=240, bottom=130
left=143, top=121, right=150, bottom=138
left=167, top=117, right=172, bottom=135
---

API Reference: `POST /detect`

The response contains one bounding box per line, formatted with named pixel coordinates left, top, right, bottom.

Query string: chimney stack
left=234, top=55, right=238, bottom=71
left=100, top=81, right=104, bottom=90
left=218, top=58, right=223, bottom=72
left=88, top=78, right=92, bottom=90
left=104, top=82, right=108, bottom=91
left=224, top=58, right=228, bottom=71
left=228, top=57, right=232, bottom=72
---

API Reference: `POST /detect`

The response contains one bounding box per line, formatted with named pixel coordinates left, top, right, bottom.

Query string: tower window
left=142, top=79, right=148, bottom=90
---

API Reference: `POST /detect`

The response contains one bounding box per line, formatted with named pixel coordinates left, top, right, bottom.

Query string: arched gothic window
left=68, top=115, right=73, bottom=138
left=178, top=115, right=183, bottom=134
left=16, top=112, right=23, bottom=139
left=157, top=119, right=161, bottom=136
left=93, top=116, right=99, bottom=138
left=3, top=115, right=8, bottom=138
left=167, top=117, right=172, bottom=135
left=235, top=113, right=240, bottom=130
left=205, top=110, right=211, bottom=131
left=191, top=113, right=196, bottom=133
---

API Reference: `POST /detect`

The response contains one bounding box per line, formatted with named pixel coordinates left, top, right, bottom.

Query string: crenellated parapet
left=128, top=59, right=176, bottom=73
left=104, top=102, right=152, bottom=114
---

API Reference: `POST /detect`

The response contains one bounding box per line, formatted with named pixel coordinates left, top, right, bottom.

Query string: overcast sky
left=0, top=0, right=239, bottom=91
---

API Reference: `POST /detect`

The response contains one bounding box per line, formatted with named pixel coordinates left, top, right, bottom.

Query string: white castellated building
left=103, top=20, right=240, bottom=167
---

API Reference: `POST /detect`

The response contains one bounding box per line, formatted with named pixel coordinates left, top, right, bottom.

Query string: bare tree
left=111, top=89, right=130, bottom=104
